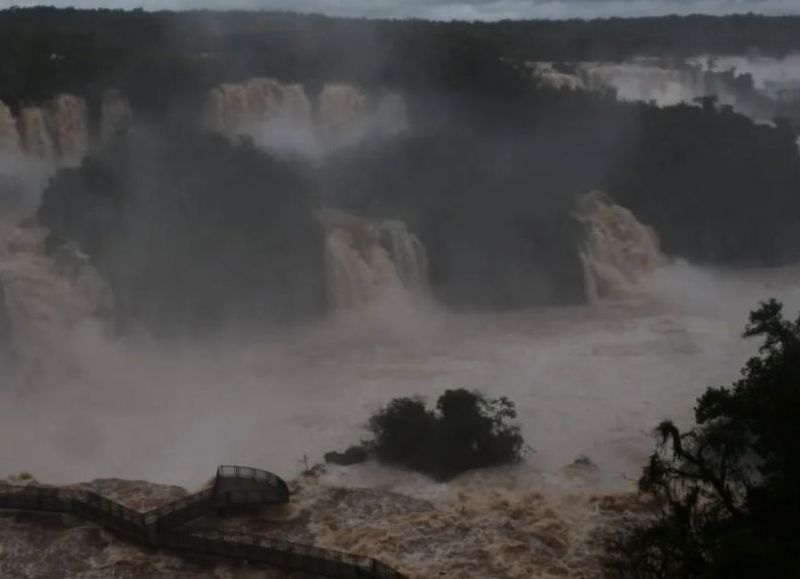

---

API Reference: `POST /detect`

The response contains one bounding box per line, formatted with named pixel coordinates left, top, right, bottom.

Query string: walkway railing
left=0, top=465, right=405, bottom=579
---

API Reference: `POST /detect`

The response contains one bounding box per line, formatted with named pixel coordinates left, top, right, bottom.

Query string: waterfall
left=244, top=78, right=313, bottom=126
left=528, top=60, right=748, bottom=109
left=0, top=223, right=112, bottom=385
left=528, top=63, right=585, bottom=91
left=573, top=61, right=739, bottom=108
left=207, top=83, right=250, bottom=135
left=18, top=95, right=90, bottom=167
left=371, top=91, right=409, bottom=138
left=203, top=79, right=407, bottom=155
left=320, top=210, right=429, bottom=311
left=378, top=220, right=429, bottom=292
left=203, top=79, right=313, bottom=136
left=101, top=90, right=133, bottom=142
left=574, top=191, right=666, bottom=302
left=317, top=83, right=369, bottom=137
left=20, top=107, right=57, bottom=165
left=0, top=101, right=21, bottom=156
left=46, top=94, right=89, bottom=167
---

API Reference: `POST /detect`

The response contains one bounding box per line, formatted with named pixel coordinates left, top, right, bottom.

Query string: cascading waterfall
left=203, top=79, right=313, bottom=135
left=0, top=223, right=112, bottom=385
left=203, top=78, right=407, bottom=155
left=101, top=89, right=133, bottom=142
left=46, top=94, right=89, bottom=167
left=574, top=191, right=666, bottom=302
left=245, top=78, right=313, bottom=125
left=203, top=83, right=251, bottom=135
left=2, top=91, right=133, bottom=168
left=378, top=220, right=429, bottom=291
left=20, top=107, right=57, bottom=165
left=316, top=83, right=369, bottom=139
left=527, top=63, right=585, bottom=91
left=16, top=94, right=92, bottom=167
left=0, top=101, right=21, bottom=156
left=529, top=61, right=739, bottom=108
left=320, top=210, right=429, bottom=311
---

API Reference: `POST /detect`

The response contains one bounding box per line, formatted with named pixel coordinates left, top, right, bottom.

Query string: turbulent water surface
left=2, top=259, right=800, bottom=495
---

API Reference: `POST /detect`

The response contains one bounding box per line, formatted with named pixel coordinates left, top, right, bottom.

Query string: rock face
left=575, top=191, right=666, bottom=302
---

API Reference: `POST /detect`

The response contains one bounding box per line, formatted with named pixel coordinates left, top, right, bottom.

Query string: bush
left=604, top=300, right=800, bottom=579
left=367, top=389, right=525, bottom=480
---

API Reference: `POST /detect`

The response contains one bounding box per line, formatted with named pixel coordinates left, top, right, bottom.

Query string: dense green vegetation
left=39, top=132, right=326, bottom=335
left=605, top=300, right=800, bottom=579
left=365, top=389, right=525, bottom=480
left=3, top=8, right=800, bottom=114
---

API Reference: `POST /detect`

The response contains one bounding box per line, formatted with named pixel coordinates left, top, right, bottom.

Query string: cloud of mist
left=3, top=261, right=800, bottom=492
left=247, top=91, right=408, bottom=160
left=5, top=0, right=800, bottom=20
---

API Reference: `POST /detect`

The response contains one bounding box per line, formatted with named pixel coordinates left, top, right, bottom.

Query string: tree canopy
left=367, top=389, right=525, bottom=480
left=605, top=300, right=800, bottom=579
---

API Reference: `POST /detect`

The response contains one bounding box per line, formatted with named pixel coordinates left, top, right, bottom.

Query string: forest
left=4, top=9, right=800, bottom=114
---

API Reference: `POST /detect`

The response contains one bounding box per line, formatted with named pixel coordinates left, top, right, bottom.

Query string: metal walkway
left=0, top=465, right=404, bottom=578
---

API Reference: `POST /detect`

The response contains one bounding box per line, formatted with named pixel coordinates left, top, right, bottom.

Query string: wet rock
left=323, top=445, right=369, bottom=466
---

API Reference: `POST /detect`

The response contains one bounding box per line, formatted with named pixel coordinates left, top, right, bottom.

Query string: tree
left=605, top=300, right=800, bottom=579
left=367, top=389, right=525, bottom=481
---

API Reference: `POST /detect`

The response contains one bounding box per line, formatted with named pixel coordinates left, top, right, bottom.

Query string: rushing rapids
left=575, top=191, right=666, bottom=302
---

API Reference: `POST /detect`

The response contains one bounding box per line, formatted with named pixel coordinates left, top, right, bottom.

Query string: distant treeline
left=3, top=8, right=800, bottom=115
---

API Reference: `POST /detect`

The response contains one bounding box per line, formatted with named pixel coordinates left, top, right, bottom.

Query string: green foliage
left=38, top=132, right=327, bottom=335
left=367, top=389, right=525, bottom=480
left=605, top=300, right=800, bottom=579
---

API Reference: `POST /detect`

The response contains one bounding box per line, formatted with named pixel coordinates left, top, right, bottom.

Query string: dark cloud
left=4, top=0, right=800, bottom=20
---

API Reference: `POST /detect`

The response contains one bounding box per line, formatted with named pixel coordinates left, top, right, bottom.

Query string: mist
left=2, top=256, right=800, bottom=494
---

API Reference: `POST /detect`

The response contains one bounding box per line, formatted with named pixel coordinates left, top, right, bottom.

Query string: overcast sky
left=4, top=1, right=800, bottom=20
